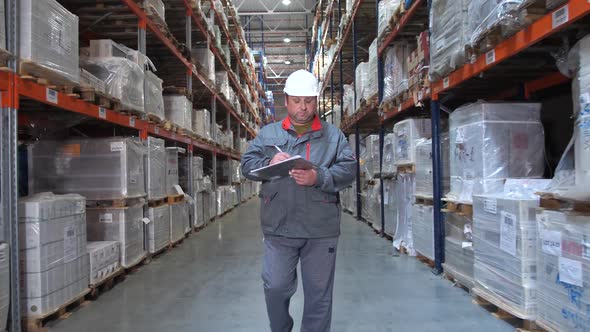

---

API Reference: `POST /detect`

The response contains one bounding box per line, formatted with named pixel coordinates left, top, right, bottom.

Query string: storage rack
left=0, top=1, right=262, bottom=331
left=312, top=0, right=590, bottom=274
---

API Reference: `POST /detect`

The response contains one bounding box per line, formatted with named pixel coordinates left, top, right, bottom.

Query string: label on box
left=580, top=93, right=590, bottom=116
left=462, top=242, right=473, bottom=248
left=154, top=126, right=160, bottom=134
left=64, top=225, right=77, bottom=263
left=99, top=107, right=106, bottom=119
left=483, top=198, right=497, bottom=214
left=540, top=229, right=562, bottom=256
left=500, top=211, right=517, bottom=256
left=129, top=117, right=135, bottom=127
left=99, top=213, right=113, bottom=223
left=46, top=88, right=58, bottom=104
left=110, top=141, right=124, bottom=152
left=443, top=77, right=450, bottom=89
left=559, top=256, right=583, bottom=287
left=552, top=5, right=569, bottom=29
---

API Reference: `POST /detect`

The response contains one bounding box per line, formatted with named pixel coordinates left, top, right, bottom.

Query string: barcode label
left=443, top=77, right=450, bottom=89
left=500, top=211, right=517, bottom=256
left=418, top=91, right=423, bottom=100
left=552, top=5, right=569, bottom=29
left=98, top=107, right=106, bottom=119
left=154, top=127, right=159, bottom=134
left=46, top=89, right=58, bottom=104
left=486, top=49, right=496, bottom=65
left=129, top=117, right=135, bottom=127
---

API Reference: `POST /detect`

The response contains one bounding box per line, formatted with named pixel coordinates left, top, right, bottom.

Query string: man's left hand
left=290, top=169, right=317, bottom=186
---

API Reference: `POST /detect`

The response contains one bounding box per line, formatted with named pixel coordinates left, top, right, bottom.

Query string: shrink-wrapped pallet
left=164, top=95, right=193, bottom=131
left=147, top=137, right=166, bottom=200
left=383, top=178, right=399, bottom=237
left=28, top=138, right=146, bottom=200
left=412, top=204, right=434, bottom=260
left=414, top=135, right=450, bottom=198
left=165, top=148, right=182, bottom=196
left=216, top=71, right=230, bottom=98
left=19, top=193, right=89, bottom=317
left=393, top=118, right=431, bottom=166
left=355, top=63, right=370, bottom=111
left=378, top=0, right=402, bottom=38
left=192, top=47, right=215, bottom=83
left=169, top=201, right=189, bottom=243
left=383, top=43, right=409, bottom=102
left=444, top=212, right=474, bottom=288
left=468, top=0, right=525, bottom=51
left=145, top=71, right=165, bottom=120
left=20, top=0, right=79, bottom=84
left=382, top=134, right=397, bottom=177
left=145, top=0, right=166, bottom=24
left=193, top=109, right=212, bottom=140
left=429, top=0, right=470, bottom=80
left=148, top=204, right=170, bottom=254
left=87, top=241, right=120, bottom=285
left=393, top=173, right=416, bottom=255
left=447, top=102, right=544, bottom=204
left=86, top=204, right=145, bottom=269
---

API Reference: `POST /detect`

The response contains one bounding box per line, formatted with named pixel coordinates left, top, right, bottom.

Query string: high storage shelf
left=5, top=0, right=267, bottom=159
left=312, top=0, right=590, bottom=270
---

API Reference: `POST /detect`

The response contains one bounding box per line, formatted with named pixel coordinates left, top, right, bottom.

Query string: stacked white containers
left=164, top=95, right=193, bottom=131
left=28, top=138, right=146, bottom=200
left=570, top=35, right=590, bottom=190
left=193, top=109, right=212, bottom=140
left=429, top=0, right=471, bottom=80
left=87, top=241, right=120, bottom=285
left=447, top=102, right=545, bottom=204
left=0, top=243, right=9, bottom=329
left=393, top=118, right=431, bottom=166
left=472, top=194, right=540, bottom=318
left=536, top=210, right=590, bottom=331
left=444, top=212, right=475, bottom=288
left=147, top=137, right=167, bottom=201
left=19, top=193, right=89, bottom=317
left=20, top=0, right=79, bottom=84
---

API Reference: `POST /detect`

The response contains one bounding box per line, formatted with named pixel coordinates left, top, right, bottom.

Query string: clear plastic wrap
left=536, top=210, right=590, bottom=331
left=87, top=204, right=145, bottom=269
left=0, top=243, right=8, bottom=327
left=363, top=135, right=381, bottom=179
left=393, top=172, right=416, bottom=255
left=383, top=43, right=409, bottom=102
left=147, top=137, right=166, bottom=200
left=216, top=71, right=230, bottom=98
left=382, top=133, right=397, bottom=177
left=378, top=0, right=402, bottom=38
left=19, top=193, right=89, bottom=317
left=383, top=178, right=399, bottom=237
left=333, top=105, right=342, bottom=128
left=415, top=135, right=450, bottom=198
left=362, top=181, right=382, bottom=229
left=367, top=40, right=379, bottom=99
left=393, top=118, right=431, bottom=166
left=429, top=0, right=470, bottom=81
left=193, top=109, right=211, bottom=140
left=412, top=203, right=434, bottom=260
left=343, top=85, right=355, bottom=116
left=20, top=0, right=80, bottom=84
left=447, top=102, right=545, bottom=204
left=145, top=0, right=165, bottom=23
left=81, top=57, right=144, bottom=113
left=193, top=156, right=204, bottom=180
left=567, top=35, right=590, bottom=118
left=145, top=71, right=165, bottom=120
left=169, top=201, right=189, bottom=243
left=87, top=241, right=120, bottom=285
left=165, top=148, right=180, bottom=196
left=79, top=69, right=107, bottom=95
left=28, top=138, right=147, bottom=200
left=164, top=95, right=193, bottom=131
left=472, top=194, right=540, bottom=317
left=148, top=205, right=170, bottom=254
left=355, top=62, right=369, bottom=110
left=194, top=192, right=205, bottom=228
left=444, top=212, right=475, bottom=288
left=192, top=47, right=215, bottom=84
left=468, top=0, right=525, bottom=51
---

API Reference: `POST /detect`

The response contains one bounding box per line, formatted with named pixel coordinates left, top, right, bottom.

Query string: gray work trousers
left=262, top=235, right=339, bottom=332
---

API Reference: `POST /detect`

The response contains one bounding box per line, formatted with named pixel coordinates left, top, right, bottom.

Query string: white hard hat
left=283, top=70, right=319, bottom=97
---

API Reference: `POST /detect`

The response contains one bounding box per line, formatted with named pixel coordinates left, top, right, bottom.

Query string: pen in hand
left=274, top=145, right=283, bottom=153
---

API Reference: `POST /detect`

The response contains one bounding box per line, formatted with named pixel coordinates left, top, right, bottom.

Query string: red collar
left=282, top=116, right=322, bottom=132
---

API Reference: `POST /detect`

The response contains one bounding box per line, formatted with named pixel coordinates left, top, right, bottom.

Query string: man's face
left=286, top=95, right=317, bottom=125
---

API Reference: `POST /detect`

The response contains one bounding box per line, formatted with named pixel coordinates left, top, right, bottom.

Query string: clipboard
left=249, top=155, right=316, bottom=181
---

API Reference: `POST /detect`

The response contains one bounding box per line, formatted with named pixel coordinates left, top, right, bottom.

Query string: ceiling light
left=282, top=0, right=291, bottom=5
left=284, top=60, right=292, bottom=65
left=283, top=38, right=291, bottom=43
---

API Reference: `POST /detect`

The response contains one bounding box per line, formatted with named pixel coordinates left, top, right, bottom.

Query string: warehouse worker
left=241, top=69, right=356, bottom=332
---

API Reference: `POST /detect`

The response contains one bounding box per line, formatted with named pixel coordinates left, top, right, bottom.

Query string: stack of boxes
left=145, top=71, right=165, bottom=120
left=192, top=47, right=216, bottom=83
left=19, top=193, right=89, bottom=317
left=164, top=95, right=193, bottom=132
left=87, top=241, right=120, bottom=285
left=146, top=137, right=170, bottom=254
left=193, top=109, right=212, bottom=141
left=407, top=31, right=430, bottom=99
left=382, top=43, right=409, bottom=103
left=444, top=212, right=475, bottom=288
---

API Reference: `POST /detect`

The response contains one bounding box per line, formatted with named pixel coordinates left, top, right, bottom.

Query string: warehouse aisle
left=48, top=199, right=513, bottom=332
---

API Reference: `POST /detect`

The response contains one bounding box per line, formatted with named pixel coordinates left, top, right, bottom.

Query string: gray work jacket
left=241, top=116, right=356, bottom=238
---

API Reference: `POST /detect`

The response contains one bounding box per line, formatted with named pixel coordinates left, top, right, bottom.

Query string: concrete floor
left=48, top=199, right=514, bottom=332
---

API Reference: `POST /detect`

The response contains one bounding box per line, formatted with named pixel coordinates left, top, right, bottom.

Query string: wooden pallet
left=442, top=263, right=473, bottom=293
left=147, top=243, right=172, bottom=261
left=169, top=236, right=185, bottom=249
left=168, top=194, right=185, bottom=204
left=124, top=253, right=149, bottom=274
left=538, top=192, right=590, bottom=213
left=148, top=196, right=168, bottom=208
left=77, top=87, right=117, bottom=109
left=414, top=195, right=434, bottom=205
left=389, top=2, right=407, bottom=28
left=163, top=86, right=192, bottom=98
left=20, top=73, right=81, bottom=100
left=147, top=112, right=165, bottom=125
left=472, top=287, right=540, bottom=332
left=532, top=319, right=560, bottom=332
left=87, top=267, right=126, bottom=300
left=397, top=164, right=416, bottom=174
left=117, top=107, right=144, bottom=119
left=416, top=253, right=435, bottom=268
left=19, top=60, right=78, bottom=87
left=442, top=199, right=473, bottom=218
left=86, top=195, right=146, bottom=208
left=23, top=289, right=91, bottom=332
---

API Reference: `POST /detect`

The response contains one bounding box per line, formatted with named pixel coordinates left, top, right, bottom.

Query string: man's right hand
left=270, top=152, right=291, bottom=165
